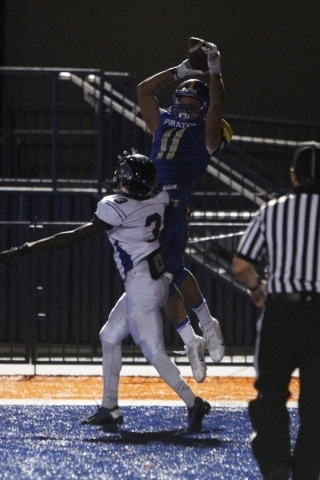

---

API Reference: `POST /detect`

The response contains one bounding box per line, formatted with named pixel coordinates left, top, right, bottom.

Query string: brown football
left=188, top=37, right=209, bottom=73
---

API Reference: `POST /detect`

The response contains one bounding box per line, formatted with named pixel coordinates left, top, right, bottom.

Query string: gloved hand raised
left=170, top=59, right=203, bottom=81
left=201, top=42, right=221, bottom=76
left=0, top=243, right=30, bottom=266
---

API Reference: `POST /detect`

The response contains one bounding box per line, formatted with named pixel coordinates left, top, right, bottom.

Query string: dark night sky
left=3, top=0, right=320, bottom=122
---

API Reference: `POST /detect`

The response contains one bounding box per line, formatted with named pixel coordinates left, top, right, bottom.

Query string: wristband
left=169, top=68, right=178, bottom=81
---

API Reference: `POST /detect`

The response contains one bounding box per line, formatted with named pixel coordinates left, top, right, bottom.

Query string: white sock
left=101, top=340, right=122, bottom=409
left=191, top=298, right=213, bottom=328
left=175, top=317, right=197, bottom=345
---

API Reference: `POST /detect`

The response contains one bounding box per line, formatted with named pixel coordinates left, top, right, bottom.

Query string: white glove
left=201, top=42, right=221, bottom=76
left=170, top=59, right=203, bottom=81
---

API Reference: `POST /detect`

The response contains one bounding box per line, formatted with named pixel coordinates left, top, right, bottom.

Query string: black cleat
left=187, top=397, right=211, bottom=432
left=81, top=406, right=124, bottom=426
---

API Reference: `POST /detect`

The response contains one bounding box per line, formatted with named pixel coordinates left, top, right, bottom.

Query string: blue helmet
left=169, top=79, right=209, bottom=120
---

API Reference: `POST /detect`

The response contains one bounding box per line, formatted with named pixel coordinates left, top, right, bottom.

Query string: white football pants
left=99, top=260, right=195, bottom=408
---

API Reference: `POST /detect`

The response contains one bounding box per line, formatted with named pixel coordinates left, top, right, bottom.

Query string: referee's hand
left=250, top=282, right=266, bottom=308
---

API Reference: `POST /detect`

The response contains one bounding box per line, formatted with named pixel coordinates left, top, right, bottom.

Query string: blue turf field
left=0, top=404, right=299, bottom=479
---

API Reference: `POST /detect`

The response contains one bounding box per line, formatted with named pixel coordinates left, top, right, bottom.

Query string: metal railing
left=2, top=67, right=319, bottom=192
left=0, top=217, right=257, bottom=366
left=1, top=66, right=320, bottom=366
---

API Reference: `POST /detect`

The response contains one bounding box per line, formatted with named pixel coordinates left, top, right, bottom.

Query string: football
left=187, top=37, right=209, bottom=73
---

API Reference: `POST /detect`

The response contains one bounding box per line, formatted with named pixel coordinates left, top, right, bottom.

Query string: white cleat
left=184, top=335, right=207, bottom=383
left=200, top=319, right=225, bottom=363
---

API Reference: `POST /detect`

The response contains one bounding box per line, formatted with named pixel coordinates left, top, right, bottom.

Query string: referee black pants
left=248, top=298, right=320, bottom=480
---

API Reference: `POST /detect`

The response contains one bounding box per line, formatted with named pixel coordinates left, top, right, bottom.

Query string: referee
left=232, top=141, right=320, bottom=480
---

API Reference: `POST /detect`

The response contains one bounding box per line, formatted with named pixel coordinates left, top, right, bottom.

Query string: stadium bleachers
left=1, top=67, right=319, bottom=366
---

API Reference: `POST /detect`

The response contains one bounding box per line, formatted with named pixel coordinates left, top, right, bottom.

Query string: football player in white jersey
left=0, top=153, right=211, bottom=432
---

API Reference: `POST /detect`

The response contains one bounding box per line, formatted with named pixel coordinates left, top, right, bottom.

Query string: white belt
left=125, top=260, right=173, bottom=283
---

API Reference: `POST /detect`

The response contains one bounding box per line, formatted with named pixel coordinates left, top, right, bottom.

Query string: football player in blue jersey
left=137, top=41, right=233, bottom=382
left=0, top=153, right=211, bottom=432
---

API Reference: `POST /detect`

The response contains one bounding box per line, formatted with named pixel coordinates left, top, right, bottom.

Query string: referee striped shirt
left=236, top=188, right=320, bottom=293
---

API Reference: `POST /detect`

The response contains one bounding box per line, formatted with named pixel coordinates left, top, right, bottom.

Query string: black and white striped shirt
left=236, top=187, right=320, bottom=294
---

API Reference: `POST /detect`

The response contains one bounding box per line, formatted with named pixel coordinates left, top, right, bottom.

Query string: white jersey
left=95, top=190, right=169, bottom=279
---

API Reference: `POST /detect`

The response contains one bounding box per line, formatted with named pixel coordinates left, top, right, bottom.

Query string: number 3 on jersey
left=146, top=213, right=161, bottom=243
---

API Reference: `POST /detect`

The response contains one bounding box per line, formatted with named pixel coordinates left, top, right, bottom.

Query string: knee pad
left=137, top=338, right=163, bottom=364
left=99, top=319, right=128, bottom=344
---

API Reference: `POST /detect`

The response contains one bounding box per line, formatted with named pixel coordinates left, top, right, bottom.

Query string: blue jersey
left=150, top=109, right=231, bottom=188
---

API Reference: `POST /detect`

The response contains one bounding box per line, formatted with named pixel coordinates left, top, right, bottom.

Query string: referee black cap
left=292, top=141, right=320, bottom=184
